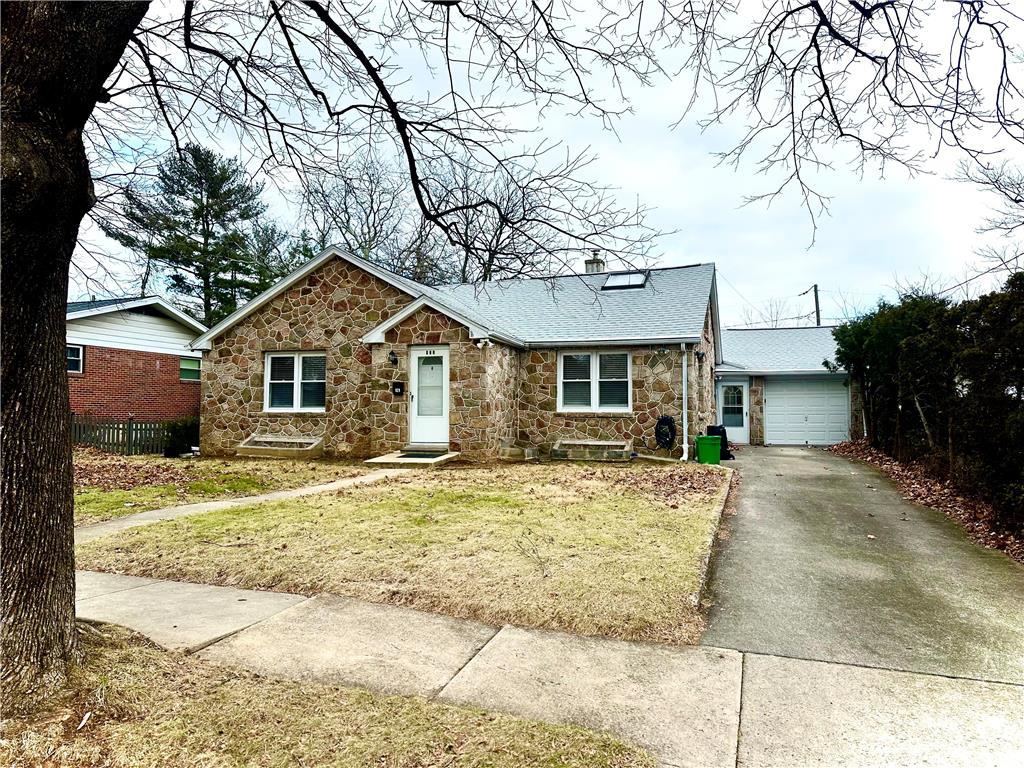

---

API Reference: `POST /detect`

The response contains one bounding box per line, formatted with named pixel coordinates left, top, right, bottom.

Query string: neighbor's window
left=66, top=345, right=83, bottom=373
left=180, top=357, right=201, bottom=381
left=264, top=352, right=327, bottom=412
left=558, top=351, right=631, bottom=412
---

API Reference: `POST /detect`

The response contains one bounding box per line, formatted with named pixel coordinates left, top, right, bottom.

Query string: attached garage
left=718, top=326, right=859, bottom=446
left=764, top=377, right=849, bottom=445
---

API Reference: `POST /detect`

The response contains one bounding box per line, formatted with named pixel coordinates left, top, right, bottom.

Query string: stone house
left=190, top=248, right=857, bottom=460
left=190, top=248, right=722, bottom=461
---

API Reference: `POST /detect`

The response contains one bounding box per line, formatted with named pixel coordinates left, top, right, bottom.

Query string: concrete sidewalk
left=76, top=570, right=1024, bottom=768
left=75, top=467, right=410, bottom=544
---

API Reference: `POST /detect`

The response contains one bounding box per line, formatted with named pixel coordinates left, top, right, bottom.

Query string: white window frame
left=557, top=350, right=632, bottom=413
left=263, top=352, right=327, bottom=413
left=66, top=344, right=84, bottom=374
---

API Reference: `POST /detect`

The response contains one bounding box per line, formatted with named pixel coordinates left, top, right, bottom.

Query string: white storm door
left=719, top=381, right=750, bottom=444
left=409, top=346, right=450, bottom=444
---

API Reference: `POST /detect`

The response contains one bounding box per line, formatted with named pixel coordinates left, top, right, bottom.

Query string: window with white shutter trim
left=558, top=351, right=631, bottom=412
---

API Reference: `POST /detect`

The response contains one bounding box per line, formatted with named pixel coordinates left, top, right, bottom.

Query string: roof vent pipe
left=584, top=249, right=606, bottom=274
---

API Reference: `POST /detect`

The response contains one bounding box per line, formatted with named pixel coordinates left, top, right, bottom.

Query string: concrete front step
left=497, top=445, right=540, bottom=461
left=236, top=434, right=324, bottom=459
left=551, top=439, right=633, bottom=462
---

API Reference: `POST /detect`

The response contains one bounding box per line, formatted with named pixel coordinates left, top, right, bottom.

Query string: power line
left=936, top=262, right=1016, bottom=296
left=728, top=311, right=816, bottom=328
left=718, top=271, right=769, bottom=323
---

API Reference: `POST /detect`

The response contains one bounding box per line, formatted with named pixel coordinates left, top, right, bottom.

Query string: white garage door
left=765, top=378, right=850, bottom=445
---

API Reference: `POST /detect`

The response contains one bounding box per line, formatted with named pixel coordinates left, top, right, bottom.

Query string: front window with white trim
left=264, top=352, right=326, bottom=412
left=558, top=351, right=631, bottom=412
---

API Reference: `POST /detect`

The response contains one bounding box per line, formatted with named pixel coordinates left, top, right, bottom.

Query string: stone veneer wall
left=201, top=259, right=412, bottom=457
left=684, top=305, right=718, bottom=452
left=517, top=347, right=686, bottom=454
left=748, top=375, right=765, bottom=445
left=370, top=307, right=517, bottom=460
left=485, top=341, right=519, bottom=450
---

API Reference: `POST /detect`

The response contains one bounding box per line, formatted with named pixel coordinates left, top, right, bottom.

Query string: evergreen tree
left=107, top=144, right=278, bottom=325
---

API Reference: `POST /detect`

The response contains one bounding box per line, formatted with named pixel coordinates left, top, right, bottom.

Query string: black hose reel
left=654, top=415, right=677, bottom=450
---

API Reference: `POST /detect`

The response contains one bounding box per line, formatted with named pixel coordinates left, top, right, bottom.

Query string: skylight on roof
left=601, top=271, right=648, bottom=290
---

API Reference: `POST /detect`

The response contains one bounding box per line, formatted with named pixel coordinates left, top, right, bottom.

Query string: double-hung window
left=558, top=351, right=631, bottom=412
left=264, top=352, right=327, bottom=412
left=66, top=345, right=84, bottom=374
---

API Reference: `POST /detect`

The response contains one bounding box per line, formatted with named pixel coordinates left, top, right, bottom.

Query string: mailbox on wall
left=391, top=381, right=405, bottom=396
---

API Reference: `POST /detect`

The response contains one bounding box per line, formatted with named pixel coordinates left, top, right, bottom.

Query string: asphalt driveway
left=702, top=446, right=1024, bottom=684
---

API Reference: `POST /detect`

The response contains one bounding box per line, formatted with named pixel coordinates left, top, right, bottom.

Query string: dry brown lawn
left=0, top=624, right=652, bottom=768
left=74, top=447, right=367, bottom=525
left=78, top=461, right=730, bottom=644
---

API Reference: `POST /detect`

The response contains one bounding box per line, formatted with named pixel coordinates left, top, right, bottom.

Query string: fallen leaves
left=828, top=441, right=1024, bottom=565
left=74, top=448, right=200, bottom=491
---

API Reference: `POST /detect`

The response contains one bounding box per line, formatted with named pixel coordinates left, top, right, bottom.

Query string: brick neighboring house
left=66, top=297, right=208, bottom=421
left=190, top=247, right=855, bottom=461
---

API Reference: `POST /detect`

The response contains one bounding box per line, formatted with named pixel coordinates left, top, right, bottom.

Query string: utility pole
left=800, top=283, right=821, bottom=326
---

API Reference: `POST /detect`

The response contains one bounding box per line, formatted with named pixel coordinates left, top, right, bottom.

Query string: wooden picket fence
left=71, top=416, right=167, bottom=455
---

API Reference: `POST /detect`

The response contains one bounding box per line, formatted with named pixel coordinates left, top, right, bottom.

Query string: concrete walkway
left=702, top=447, right=1024, bottom=685
left=76, top=570, right=1024, bottom=768
left=75, top=468, right=410, bottom=544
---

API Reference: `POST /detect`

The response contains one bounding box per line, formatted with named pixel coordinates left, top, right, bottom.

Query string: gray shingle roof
left=719, top=326, right=840, bottom=372
left=433, top=264, right=716, bottom=344
left=66, top=297, right=144, bottom=314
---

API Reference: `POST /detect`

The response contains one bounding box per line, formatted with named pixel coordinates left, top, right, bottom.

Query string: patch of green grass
left=1, top=625, right=652, bottom=768
left=74, top=486, right=184, bottom=526
left=79, top=463, right=729, bottom=643
left=74, top=449, right=369, bottom=526
left=185, top=474, right=269, bottom=496
left=74, top=474, right=269, bottom=526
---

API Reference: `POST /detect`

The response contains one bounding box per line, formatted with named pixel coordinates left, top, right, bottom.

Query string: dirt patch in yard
left=0, top=624, right=652, bottom=768
left=78, top=461, right=730, bottom=645
left=73, top=448, right=367, bottom=526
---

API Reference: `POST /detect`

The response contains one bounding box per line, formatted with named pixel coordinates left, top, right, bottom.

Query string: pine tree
left=107, top=144, right=274, bottom=325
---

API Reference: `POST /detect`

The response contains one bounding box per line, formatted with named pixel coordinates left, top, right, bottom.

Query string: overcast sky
left=538, top=82, right=1003, bottom=327
left=71, top=3, right=1017, bottom=329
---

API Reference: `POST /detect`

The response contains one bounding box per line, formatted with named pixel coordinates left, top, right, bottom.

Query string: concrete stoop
left=236, top=434, right=324, bottom=459
left=364, top=450, right=460, bottom=468
left=550, top=439, right=632, bottom=462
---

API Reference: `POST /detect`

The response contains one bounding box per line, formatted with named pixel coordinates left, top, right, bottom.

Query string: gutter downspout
left=680, top=343, right=689, bottom=461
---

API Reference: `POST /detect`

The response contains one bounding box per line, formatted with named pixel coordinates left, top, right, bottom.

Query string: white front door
left=719, top=381, right=750, bottom=444
left=409, top=346, right=450, bottom=445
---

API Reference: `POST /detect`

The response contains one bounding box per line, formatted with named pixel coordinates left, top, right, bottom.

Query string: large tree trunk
left=1, top=1, right=148, bottom=712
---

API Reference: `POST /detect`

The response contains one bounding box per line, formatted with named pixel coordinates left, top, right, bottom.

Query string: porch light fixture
left=388, top=350, right=398, bottom=366
left=695, top=350, right=706, bottom=363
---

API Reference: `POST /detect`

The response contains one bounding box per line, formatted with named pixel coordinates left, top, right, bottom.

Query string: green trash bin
left=695, top=435, right=721, bottom=465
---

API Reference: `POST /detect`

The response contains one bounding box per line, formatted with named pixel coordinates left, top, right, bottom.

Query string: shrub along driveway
left=702, top=446, right=1024, bottom=684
